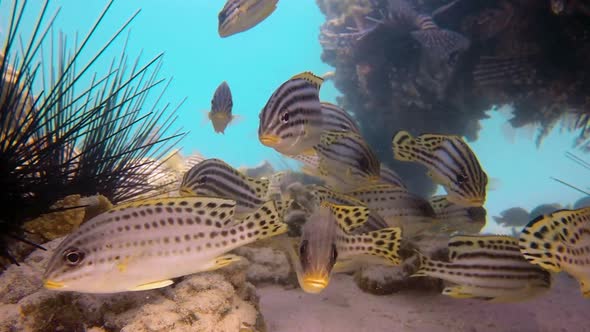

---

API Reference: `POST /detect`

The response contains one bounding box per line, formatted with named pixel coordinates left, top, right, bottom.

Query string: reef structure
left=316, top=0, right=590, bottom=196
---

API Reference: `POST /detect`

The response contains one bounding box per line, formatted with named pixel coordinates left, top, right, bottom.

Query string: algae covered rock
left=23, top=194, right=113, bottom=241
left=0, top=237, right=267, bottom=332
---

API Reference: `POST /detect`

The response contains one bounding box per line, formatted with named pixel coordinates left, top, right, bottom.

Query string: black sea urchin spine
left=0, top=0, right=186, bottom=265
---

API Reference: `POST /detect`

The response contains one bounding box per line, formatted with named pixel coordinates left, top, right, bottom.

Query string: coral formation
left=316, top=0, right=590, bottom=195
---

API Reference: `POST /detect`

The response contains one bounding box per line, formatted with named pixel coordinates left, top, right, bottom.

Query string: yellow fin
left=339, top=227, right=403, bottom=265
left=179, top=187, right=196, bottom=197
left=243, top=176, right=270, bottom=200
left=392, top=130, right=418, bottom=162
left=581, top=279, right=590, bottom=298
left=322, top=202, right=369, bottom=233
left=162, top=149, right=185, bottom=173
left=518, top=208, right=590, bottom=273
left=301, top=148, right=317, bottom=156
left=448, top=235, right=519, bottom=261
left=129, top=279, right=174, bottom=291
left=291, top=71, right=324, bottom=89
left=202, top=254, right=242, bottom=272
left=442, top=286, right=479, bottom=299
left=235, top=200, right=288, bottom=240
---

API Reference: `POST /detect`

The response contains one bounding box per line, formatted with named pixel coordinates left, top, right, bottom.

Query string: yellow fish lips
left=259, top=134, right=280, bottom=147
left=301, top=274, right=330, bottom=294
left=43, top=279, right=65, bottom=290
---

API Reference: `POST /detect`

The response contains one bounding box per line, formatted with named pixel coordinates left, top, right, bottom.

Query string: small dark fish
left=519, top=207, right=590, bottom=298
left=386, top=0, right=470, bottom=64
left=218, top=0, right=278, bottom=38
left=492, top=207, right=530, bottom=228
left=208, top=81, right=235, bottom=134
left=414, top=235, right=551, bottom=302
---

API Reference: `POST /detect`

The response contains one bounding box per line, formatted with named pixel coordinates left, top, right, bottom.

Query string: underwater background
left=2, top=0, right=585, bottom=234
left=1, top=0, right=590, bottom=331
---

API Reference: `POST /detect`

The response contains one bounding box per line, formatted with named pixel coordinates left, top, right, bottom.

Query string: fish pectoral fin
left=179, top=186, right=197, bottom=197
left=580, top=279, right=590, bottom=298
left=129, top=279, right=174, bottom=291
left=442, top=286, right=476, bottom=299
left=332, top=259, right=361, bottom=274
left=203, top=254, right=242, bottom=272
left=323, top=202, right=370, bottom=233
left=301, top=148, right=317, bottom=156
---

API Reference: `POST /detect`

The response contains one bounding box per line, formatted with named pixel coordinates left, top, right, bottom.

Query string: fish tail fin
left=239, top=200, right=288, bottom=241
left=473, top=53, right=540, bottom=87
left=410, top=250, right=431, bottom=277
left=345, top=227, right=402, bottom=265
left=392, top=130, right=418, bottom=162
left=518, top=214, right=565, bottom=273
left=411, top=28, right=470, bottom=64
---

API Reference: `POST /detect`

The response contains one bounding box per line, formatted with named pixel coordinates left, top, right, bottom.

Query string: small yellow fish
left=218, top=0, right=279, bottom=38
left=519, top=207, right=590, bottom=298
left=208, top=81, right=236, bottom=134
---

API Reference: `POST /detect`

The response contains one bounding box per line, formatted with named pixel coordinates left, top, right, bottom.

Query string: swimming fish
left=218, top=0, right=279, bottom=38
left=519, top=207, right=590, bottom=298
left=180, top=158, right=279, bottom=219
left=385, top=0, right=470, bottom=65
left=392, top=130, right=488, bottom=207
left=379, top=163, right=406, bottom=189
left=429, top=195, right=486, bottom=235
left=492, top=207, right=530, bottom=228
left=319, top=102, right=361, bottom=134
left=413, top=235, right=552, bottom=302
left=344, top=184, right=437, bottom=238
left=208, top=81, right=235, bottom=134
left=43, top=197, right=286, bottom=293
left=258, top=71, right=324, bottom=156
left=298, top=184, right=390, bottom=232
left=288, top=201, right=402, bottom=294
left=314, top=131, right=381, bottom=191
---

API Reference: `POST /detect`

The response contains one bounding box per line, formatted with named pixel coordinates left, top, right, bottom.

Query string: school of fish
left=42, top=0, right=590, bottom=307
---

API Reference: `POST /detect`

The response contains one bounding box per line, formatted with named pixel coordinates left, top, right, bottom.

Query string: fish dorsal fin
left=519, top=207, right=590, bottom=273
left=291, top=71, right=324, bottom=89
left=110, top=196, right=237, bottom=226
left=448, top=235, right=520, bottom=261
left=162, top=149, right=186, bottom=173
left=235, top=200, right=288, bottom=237
left=392, top=130, right=418, bottom=162
left=242, top=175, right=270, bottom=200
left=322, top=201, right=369, bottom=234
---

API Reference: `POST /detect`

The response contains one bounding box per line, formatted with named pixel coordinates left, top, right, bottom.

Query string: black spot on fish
left=180, top=201, right=188, bottom=206
left=166, top=207, right=173, bottom=213
left=194, top=202, right=203, bottom=208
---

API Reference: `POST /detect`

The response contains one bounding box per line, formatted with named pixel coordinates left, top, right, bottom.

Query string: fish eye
left=280, top=112, right=290, bottom=123
left=63, top=248, right=85, bottom=266
left=448, top=51, right=460, bottom=67
left=456, top=173, right=467, bottom=184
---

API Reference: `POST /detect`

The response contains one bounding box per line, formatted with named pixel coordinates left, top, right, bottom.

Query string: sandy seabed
left=258, top=273, right=589, bottom=332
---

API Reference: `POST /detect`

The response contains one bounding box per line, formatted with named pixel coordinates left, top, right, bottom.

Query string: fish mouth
left=301, top=275, right=330, bottom=294
left=259, top=134, right=280, bottom=147
left=43, top=279, right=65, bottom=290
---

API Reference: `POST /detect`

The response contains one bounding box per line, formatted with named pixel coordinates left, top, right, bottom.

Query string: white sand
left=258, top=273, right=589, bottom=332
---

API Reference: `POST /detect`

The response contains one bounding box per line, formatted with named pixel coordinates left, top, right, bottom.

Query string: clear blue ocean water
left=2, top=0, right=587, bottom=234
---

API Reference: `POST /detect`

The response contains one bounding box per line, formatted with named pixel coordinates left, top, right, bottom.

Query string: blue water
left=1, top=0, right=587, bottom=232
